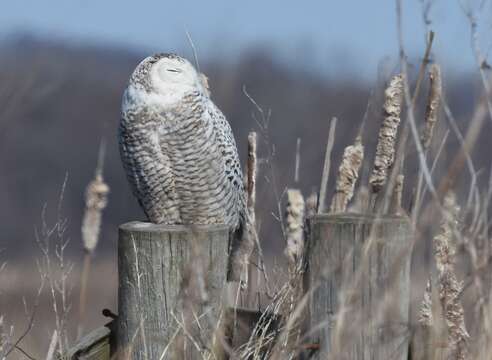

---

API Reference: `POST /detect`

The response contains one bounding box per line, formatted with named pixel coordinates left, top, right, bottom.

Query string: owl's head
left=127, top=54, right=209, bottom=108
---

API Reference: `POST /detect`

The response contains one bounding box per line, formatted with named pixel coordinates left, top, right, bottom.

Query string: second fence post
left=305, top=214, right=412, bottom=359
left=117, top=222, right=230, bottom=359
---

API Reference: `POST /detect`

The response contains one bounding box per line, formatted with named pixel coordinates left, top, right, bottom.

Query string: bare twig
left=243, top=86, right=286, bottom=239
left=4, top=275, right=45, bottom=358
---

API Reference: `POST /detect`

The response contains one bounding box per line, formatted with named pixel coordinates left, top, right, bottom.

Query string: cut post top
left=308, top=212, right=410, bottom=225
left=119, top=221, right=230, bottom=234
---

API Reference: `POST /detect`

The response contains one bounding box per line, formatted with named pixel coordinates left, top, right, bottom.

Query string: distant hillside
left=0, top=36, right=485, bottom=259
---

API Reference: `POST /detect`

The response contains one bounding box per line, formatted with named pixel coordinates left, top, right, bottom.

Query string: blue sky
left=0, top=0, right=490, bottom=79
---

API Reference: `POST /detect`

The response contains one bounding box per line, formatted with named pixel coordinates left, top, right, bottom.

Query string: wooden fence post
left=305, top=214, right=411, bottom=359
left=117, top=221, right=230, bottom=359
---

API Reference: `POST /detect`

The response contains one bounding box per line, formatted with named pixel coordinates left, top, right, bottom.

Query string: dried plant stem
left=412, top=31, right=435, bottom=108
left=318, top=117, right=337, bottom=213
left=389, top=174, right=404, bottom=215
left=412, top=64, right=442, bottom=225
left=396, top=0, right=438, bottom=206
left=77, top=252, right=91, bottom=339
left=246, top=132, right=259, bottom=307
left=285, top=189, right=305, bottom=275
left=434, top=193, right=469, bottom=359
left=386, top=30, right=435, bottom=215
left=243, top=87, right=286, bottom=238
left=330, top=136, right=364, bottom=213
left=462, top=2, right=492, bottom=125
left=78, top=140, right=109, bottom=338
left=413, top=279, right=434, bottom=360
left=294, top=138, right=301, bottom=183
left=437, top=97, right=487, bottom=199
left=283, top=190, right=306, bottom=352
left=421, top=64, right=442, bottom=151
left=45, top=330, right=58, bottom=360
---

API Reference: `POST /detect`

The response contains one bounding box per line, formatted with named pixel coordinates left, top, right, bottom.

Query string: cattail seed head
left=81, top=174, right=109, bottom=253
left=369, top=74, right=404, bottom=194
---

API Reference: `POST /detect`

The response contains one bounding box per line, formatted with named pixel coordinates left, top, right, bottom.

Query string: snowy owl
left=119, top=53, right=247, bottom=279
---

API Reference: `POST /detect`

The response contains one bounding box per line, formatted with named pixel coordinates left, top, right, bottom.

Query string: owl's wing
left=203, top=98, right=251, bottom=282
left=205, top=99, right=245, bottom=199
left=119, top=110, right=181, bottom=224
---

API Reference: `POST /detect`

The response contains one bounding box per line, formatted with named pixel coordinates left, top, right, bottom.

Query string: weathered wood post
left=117, top=222, right=230, bottom=359
left=305, top=213, right=411, bottom=359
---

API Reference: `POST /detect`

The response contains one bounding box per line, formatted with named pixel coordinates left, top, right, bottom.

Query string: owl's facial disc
left=151, top=57, right=202, bottom=98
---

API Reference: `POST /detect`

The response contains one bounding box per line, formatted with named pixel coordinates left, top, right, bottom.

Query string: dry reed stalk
left=421, top=64, right=442, bottom=150
left=268, top=189, right=306, bottom=358
left=411, top=31, right=435, bottom=109
left=239, top=284, right=286, bottom=359
left=462, top=3, right=492, bottom=126
left=419, top=279, right=433, bottom=328
left=412, top=279, right=437, bottom=360
left=45, top=330, right=58, bottom=360
left=0, top=316, right=12, bottom=360
left=35, top=175, right=72, bottom=357
left=304, top=191, right=318, bottom=243
left=434, top=193, right=469, bottom=359
left=294, top=138, right=301, bottom=183
left=439, top=99, right=486, bottom=199
left=384, top=30, right=435, bottom=217
left=412, top=64, right=442, bottom=224
left=78, top=142, right=109, bottom=338
left=389, top=174, right=404, bottom=215
left=369, top=74, right=404, bottom=206
left=318, top=117, right=337, bottom=213
left=330, top=136, right=364, bottom=213
left=246, top=132, right=259, bottom=306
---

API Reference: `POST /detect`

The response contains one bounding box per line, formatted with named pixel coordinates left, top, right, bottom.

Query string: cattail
left=81, top=174, right=109, bottom=253
left=330, top=136, right=364, bottom=213
left=434, top=192, right=469, bottom=359
left=246, top=132, right=258, bottom=305
left=285, top=189, right=305, bottom=274
left=419, top=279, right=433, bottom=327
left=247, top=132, right=257, bottom=229
left=421, top=64, right=442, bottom=151
left=273, top=190, right=305, bottom=358
left=78, top=141, right=109, bottom=339
left=412, top=278, right=437, bottom=360
left=369, top=74, right=404, bottom=196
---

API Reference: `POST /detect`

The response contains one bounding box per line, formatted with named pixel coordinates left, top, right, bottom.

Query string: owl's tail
left=226, top=215, right=254, bottom=285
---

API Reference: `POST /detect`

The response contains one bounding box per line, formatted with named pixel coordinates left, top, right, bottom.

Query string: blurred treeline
left=0, top=35, right=488, bottom=259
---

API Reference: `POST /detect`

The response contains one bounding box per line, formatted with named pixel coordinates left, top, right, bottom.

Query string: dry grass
left=5, top=2, right=492, bottom=359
